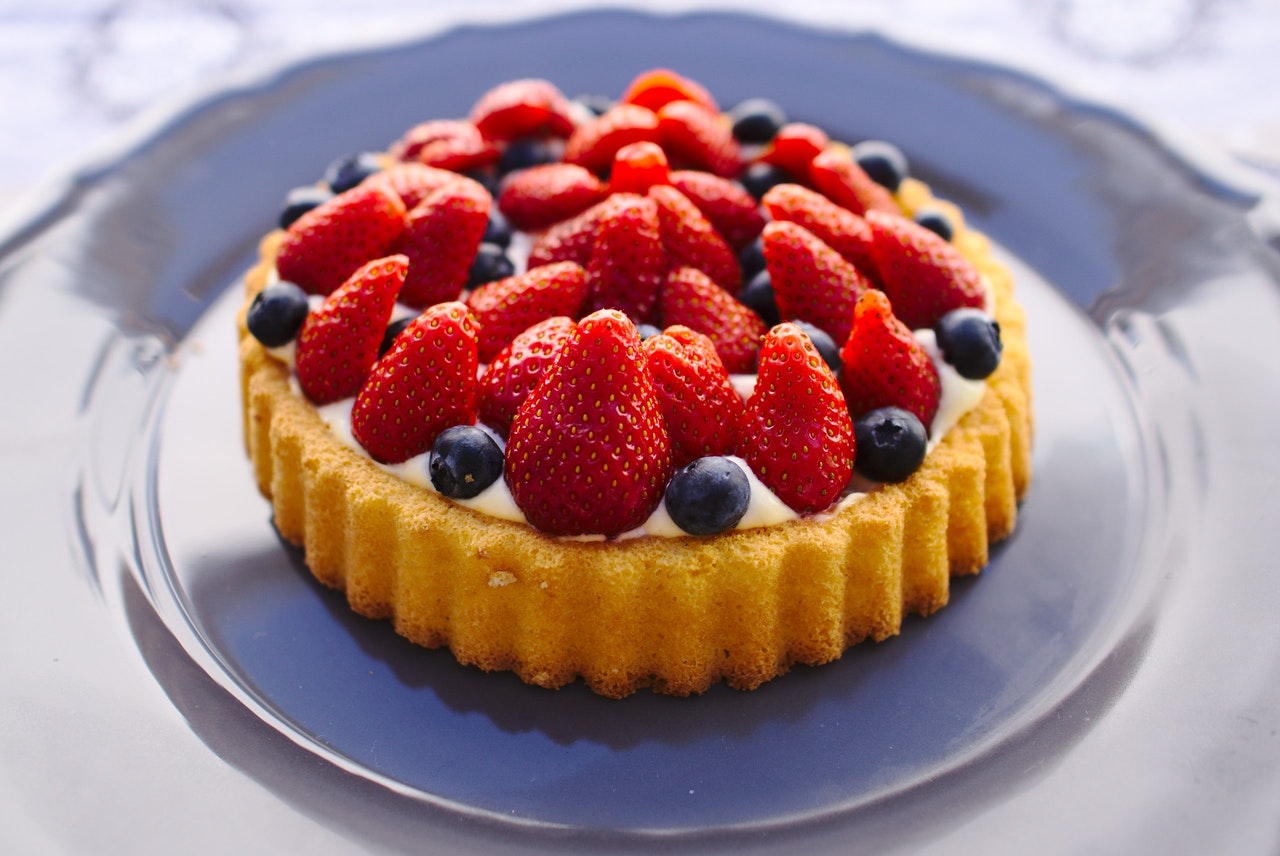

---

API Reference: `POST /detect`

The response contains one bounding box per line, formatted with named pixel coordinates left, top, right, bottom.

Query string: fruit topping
left=666, top=170, right=765, bottom=250
left=761, top=220, right=871, bottom=345
left=324, top=151, right=383, bottom=193
left=379, top=315, right=416, bottom=356
left=279, top=185, right=332, bottom=230
left=655, top=99, right=742, bottom=177
left=391, top=119, right=500, bottom=172
left=465, top=261, right=588, bottom=362
left=498, top=137, right=563, bottom=174
left=482, top=208, right=513, bottom=248
left=738, top=161, right=793, bottom=202
left=428, top=425, right=505, bottom=499
left=467, top=243, right=516, bottom=289
left=564, top=103, right=662, bottom=175
left=644, top=325, right=745, bottom=467
left=658, top=266, right=765, bottom=374
left=853, top=406, right=928, bottom=483
left=620, top=68, right=719, bottom=115
left=247, top=280, right=311, bottom=348
left=913, top=207, right=954, bottom=242
left=851, top=140, right=909, bottom=192
left=737, top=269, right=780, bottom=328
left=351, top=301, right=480, bottom=464
left=758, top=122, right=828, bottom=179
left=469, top=78, right=576, bottom=141
left=295, top=255, right=407, bottom=405
left=393, top=177, right=491, bottom=307
left=738, top=236, right=767, bottom=282
left=365, top=162, right=465, bottom=211
left=583, top=194, right=665, bottom=320
left=648, top=184, right=741, bottom=289
left=276, top=183, right=407, bottom=296
left=608, top=141, right=671, bottom=195
left=738, top=322, right=854, bottom=513
left=728, top=97, right=787, bottom=144
left=477, top=315, right=576, bottom=438
left=497, top=162, right=607, bottom=231
left=808, top=148, right=898, bottom=216
left=794, top=320, right=841, bottom=373
left=934, top=308, right=1003, bottom=380
left=761, top=182, right=880, bottom=280
left=865, top=209, right=985, bottom=330
left=839, top=290, right=941, bottom=428
left=504, top=309, right=674, bottom=536
left=664, top=456, right=751, bottom=536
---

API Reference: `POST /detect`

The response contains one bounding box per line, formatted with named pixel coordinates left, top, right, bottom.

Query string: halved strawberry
left=608, top=141, right=670, bottom=195
left=497, top=163, right=606, bottom=231
left=276, top=183, right=407, bottom=295
left=563, top=103, right=662, bottom=175
left=583, top=193, right=665, bottom=320
left=761, top=183, right=879, bottom=280
left=504, top=309, right=673, bottom=536
left=757, top=123, right=828, bottom=181
left=526, top=202, right=604, bottom=269
left=648, top=184, right=741, bottom=290
left=809, top=149, right=898, bottom=216
left=760, top=220, right=871, bottom=344
left=658, top=266, right=765, bottom=373
left=667, top=170, right=765, bottom=250
left=619, top=68, right=719, bottom=115
left=350, top=301, right=480, bottom=464
left=737, top=322, right=854, bottom=513
left=644, top=325, right=745, bottom=467
left=477, top=315, right=577, bottom=438
left=865, top=210, right=985, bottom=330
left=656, top=100, right=742, bottom=177
left=365, top=162, right=464, bottom=211
left=389, top=119, right=500, bottom=172
left=294, top=255, right=407, bottom=404
left=465, top=261, right=588, bottom=361
left=392, top=178, right=491, bottom=307
left=470, top=78, right=576, bottom=141
left=839, top=289, right=941, bottom=427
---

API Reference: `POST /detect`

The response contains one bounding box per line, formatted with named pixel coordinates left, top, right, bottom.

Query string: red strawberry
left=656, top=100, right=742, bottom=177
left=365, top=162, right=465, bottom=211
left=583, top=193, right=665, bottom=321
left=865, top=210, right=985, bottom=330
left=760, top=220, right=872, bottom=344
left=839, top=289, right=941, bottom=427
left=563, top=103, right=661, bottom=175
left=761, top=183, right=879, bottom=280
left=668, top=170, right=765, bottom=250
left=477, top=315, right=576, bottom=437
left=350, top=301, right=480, bottom=464
left=276, top=184, right=406, bottom=296
left=658, top=266, right=765, bottom=374
left=648, top=184, right=741, bottom=290
left=470, top=78, right=576, bottom=141
left=737, top=322, right=854, bottom=513
left=608, top=140, right=670, bottom=195
left=465, top=261, right=588, bottom=361
left=504, top=309, right=673, bottom=536
left=644, top=325, right=745, bottom=467
left=758, top=123, right=828, bottom=180
left=809, top=149, right=898, bottom=216
left=392, top=178, right=491, bottom=307
left=389, top=119, right=499, bottom=172
left=619, top=68, right=719, bottom=115
left=295, top=255, right=407, bottom=404
left=497, top=163, right=606, bottom=232
left=526, top=202, right=604, bottom=268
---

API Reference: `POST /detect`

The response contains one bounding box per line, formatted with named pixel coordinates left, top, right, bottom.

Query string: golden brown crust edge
left=237, top=177, right=1033, bottom=699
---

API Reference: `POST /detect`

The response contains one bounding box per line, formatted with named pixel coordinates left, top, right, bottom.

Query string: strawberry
left=608, top=141, right=670, bottom=195
left=469, top=78, right=576, bottom=141
left=583, top=193, right=666, bottom=321
left=389, top=119, right=499, bottom=172
left=497, top=163, right=606, bottom=231
left=477, top=315, right=576, bottom=437
left=504, top=309, right=673, bottom=536
left=839, top=289, right=941, bottom=427
left=392, top=178, right=491, bottom=308
left=350, top=301, right=480, bottom=464
left=667, top=169, right=765, bottom=250
left=864, top=210, right=985, bottom=330
left=465, top=261, right=588, bottom=361
left=365, top=162, right=465, bottom=211
left=644, top=325, right=745, bottom=467
left=658, top=266, right=765, bottom=373
left=563, top=103, right=661, bottom=175
left=760, top=220, right=872, bottom=344
left=526, top=202, right=604, bottom=269
left=295, top=255, right=407, bottom=404
left=619, top=68, right=719, bottom=115
left=276, top=183, right=407, bottom=295
left=737, top=322, right=854, bottom=513
left=809, top=149, right=898, bottom=216
left=761, top=183, right=879, bottom=280
left=757, top=123, right=828, bottom=181
left=648, top=184, right=741, bottom=290
left=656, top=100, right=742, bottom=177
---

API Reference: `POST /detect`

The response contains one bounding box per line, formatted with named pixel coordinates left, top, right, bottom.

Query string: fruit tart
left=237, top=69, right=1032, bottom=698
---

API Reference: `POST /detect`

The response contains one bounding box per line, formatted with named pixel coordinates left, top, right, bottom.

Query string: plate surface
left=6, top=9, right=1280, bottom=854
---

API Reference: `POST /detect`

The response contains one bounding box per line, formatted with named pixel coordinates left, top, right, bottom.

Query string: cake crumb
left=488, top=570, right=517, bottom=587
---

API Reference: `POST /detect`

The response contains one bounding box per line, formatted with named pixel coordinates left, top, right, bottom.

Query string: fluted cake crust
left=237, top=177, right=1032, bottom=699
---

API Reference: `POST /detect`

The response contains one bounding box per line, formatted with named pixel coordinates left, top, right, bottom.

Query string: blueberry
left=913, top=207, right=954, bottom=242
left=794, top=321, right=842, bottom=373
left=246, top=281, right=310, bottom=348
left=499, top=137, right=560, bottom=174
left=468, top=243, right=515, bottom=289
left=728, top=98, right=787, bottom=144
left=738, top=237, right=767, bottom=282
left=483, top=209, right=513, bottom=248
left=737, top=269, right=780, bottom=328
left=380, top=315, right=416, bottom=356
left=852, top=141, right=909, bottom=192
left=853, top=407, right=928, bottom=483
left=574, top=94, right=613, bottom=116
left=935, top=308, right=1002, bottom=379
left=279, top=185, right=332, bottom=229
left=324, top=152, right=382, bottom=193
left=636, top=324, right=663, bottom=341
left=429, top=425, right=504, bottom=499
left=738, top=162, right=792, bottom=201
left=463, top=168, right=501, bottom=197
left=664, top=456, right=751, bottom=536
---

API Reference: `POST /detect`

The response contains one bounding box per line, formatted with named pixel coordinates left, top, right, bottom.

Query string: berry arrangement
left=246, top=69, right=1003, bottom=539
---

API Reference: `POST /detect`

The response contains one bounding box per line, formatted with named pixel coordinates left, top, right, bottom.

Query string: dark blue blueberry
left=483, top=208, right=513, bottom=248
left=468, top=243, right=516, bottom=289
left=738, top=236, right=767, bottom=282
left=429, top=426, right=505, bottom=499
left=279, top=185, right=332, bottom=229
left=499, top=137, right=560, bottom=174
left=664, top=456, right=751, bottom=536
left=737, top=269, right=780, bottom=328
left=853, top=407, right=928, bottom=483
left=851, top=140, right=909, bottom=192
left=323, top=152, right=382, bottom=193
left=738, top=162, right=792, bottom=201
left=463, top=168, right=501, bottom=197
left=935, top=308, right=1002, bottom=379
left=913, top=207, right=954, bottom=242
left=379, top=315, right=416, bottom=357
left=246, top=281, right=310, bottom=348
left=794, top=321, right=842, bottom=373
left=728, top=98, right=787, bottom=144
left=636, top=324, right=663, bottom=341
left=574, top=94, right=613, bottom=116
